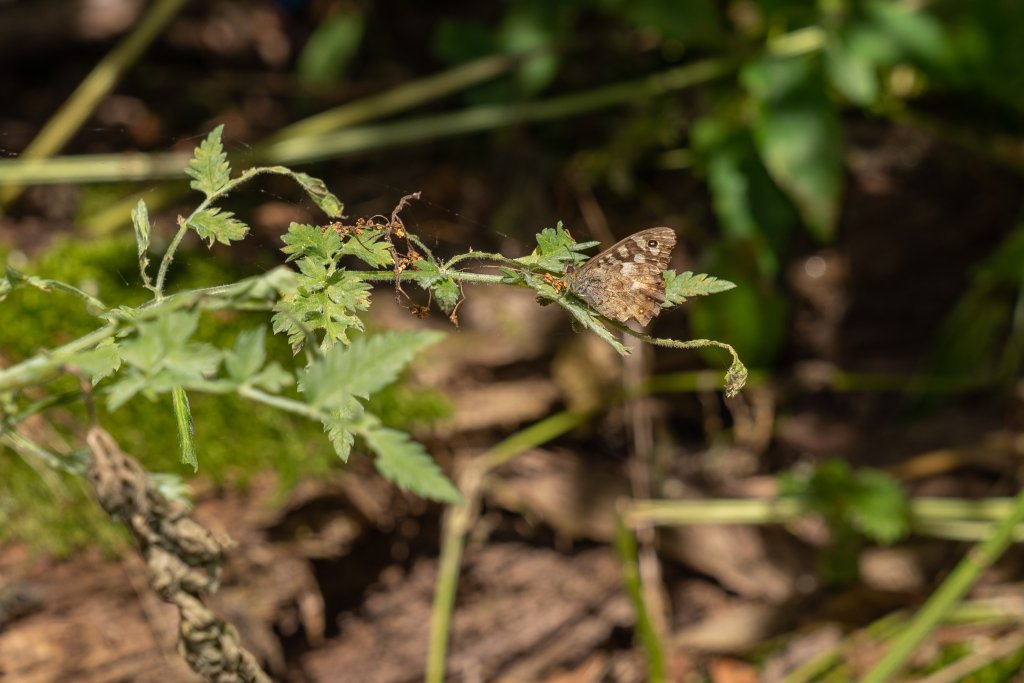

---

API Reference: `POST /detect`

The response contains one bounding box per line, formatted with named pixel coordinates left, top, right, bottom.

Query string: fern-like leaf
left=185, top=124, right=231, bottom=197
left=362, top=425, right=461, bottom=502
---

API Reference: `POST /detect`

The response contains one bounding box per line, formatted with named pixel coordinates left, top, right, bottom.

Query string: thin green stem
left=0, top=322, right=119, bottom=392
left=862, top=484, right=1024, bottom=681
left=0, top=0, right=188, bottom=205
left=154, top=223, right=189, bottom=299
left=237, top=386, right=326, bottom=422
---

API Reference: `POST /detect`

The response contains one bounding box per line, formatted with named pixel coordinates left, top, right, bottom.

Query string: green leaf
left=300, top=329, right=445, bottom=406
left=321, top=399, right=363, bottom=463
left=663, top=270, right=736, bottom=306
left=339, top=230, right=393, bottom=268
left=281, top=223, right=343, bottom=263
left=225, top=328, right=266, bottom=381
left=71, top=339, right=121, bottom=384
left=108, top=311, right=222, bottom=410
left=825, top=34, right=880, bottom=105
left=131, top=199, right=151, bottom=283
left=292, top=172, right=344, bottom=218
left=848, top=469, right=909, bottom=545
left=517, top=223, right=597, bottom=273
left=297, top=11, right=365, bottom=84
left=692, top=116, right=799, bottom=276
left=362, top=425, right=461, bottom=503
left=185, top=124, right=230, bottom=197
left=0, top=274, right=10, bottom=303
left=272, top=267, right=372, bottom=351
left=188, top=208, right=249, bottom=247
left=742, top=54, right=842, bottom=241
left=325, top=417, right=355, bottom=462
left=172, top=386, right=198, bottom=472
left=412, top=260, right=461, bottom=314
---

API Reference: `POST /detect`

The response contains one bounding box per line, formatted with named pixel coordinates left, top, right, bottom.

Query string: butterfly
left=564, top=227, right=677, bottom=327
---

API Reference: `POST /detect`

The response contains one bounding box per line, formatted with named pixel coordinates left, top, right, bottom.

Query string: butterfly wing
left=567, top=227, right=676, bottom=326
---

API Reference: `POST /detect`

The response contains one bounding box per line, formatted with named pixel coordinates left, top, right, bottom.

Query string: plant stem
left=0, top=0, right=188, bottom=205
left=237, top=386, right=326, bottom=422
left=861, top=481, right=1024, bottom=681
left=0, top=322, right=119, bottom=392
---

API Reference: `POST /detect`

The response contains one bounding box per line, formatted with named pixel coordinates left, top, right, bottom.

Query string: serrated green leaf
left=293, top=172, right=344, bottom=218
left=172, top=386, right=198, bottom=472
left=71, top=339, right=121, bottom=384
left=131, top=199, right=151, bottom=282
left=340, top=231, right=393, bottom=268
left=188, top=208, right=249, bottom=247
left=300, top=329, right=445, bottom=406
left=412, top=260, right=461, bottom=314
left=663, top=270, right=737, bottom=306
left=272, top=268, right=372, bottom=351
left=281, top=223, right=343, bottom=263
left=432, top=279, right=461, bottom=314
left=225, top=328, right=266, bottom=381
left=517, top=223, right=597, bottom=273
left=362, top=425, right=461, bottom=502
left=185, top=124, right=230, bottom=197
left=326, top=419, right=354, bottom=461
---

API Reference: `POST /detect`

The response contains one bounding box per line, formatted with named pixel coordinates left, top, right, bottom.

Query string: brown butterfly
left=564, top=227, right=677, bottom=327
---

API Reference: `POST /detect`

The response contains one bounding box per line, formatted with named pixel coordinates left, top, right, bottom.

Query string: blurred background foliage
left=1, top=0, right=1022, bottom=559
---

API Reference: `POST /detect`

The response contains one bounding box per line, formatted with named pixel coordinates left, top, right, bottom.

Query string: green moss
left=0, top=235, right=338, bottom=550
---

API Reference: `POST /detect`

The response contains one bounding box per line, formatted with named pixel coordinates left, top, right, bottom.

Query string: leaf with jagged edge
left=517, top=222, right=598, bottom=273
left=271, top=267, right=372, bottom=352
left=188, top=208, right=249, bottom=247
left=663, top=270, right=736, bottom=307
left=339, top=230, right=392, bottom=268
left=321, top=397, right=363, bottom=462
left=281, top=223, right=343, bottom=263
left=412, top=260, right=461, bottom=314
left=362, top=422, right=461, bottom=502
left=300, top=329, right=445, bottom=406
left=185, top=124, right=230, bottom=197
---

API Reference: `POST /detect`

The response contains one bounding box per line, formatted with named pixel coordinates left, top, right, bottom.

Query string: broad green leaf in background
left=613, top=0, right=722, bottom=48
left=185, top=124, right=230, bottom=197
left=687, top=244, right=787, bottom=369
left=297, top=10, right=365, bottom=84
left=362, top=423, right=461, bottom=503
left=742, top=53, right=842, bottom=242
left=692, top=116, right=800, bottom=277
left=825, top=30, right=880, bottom=106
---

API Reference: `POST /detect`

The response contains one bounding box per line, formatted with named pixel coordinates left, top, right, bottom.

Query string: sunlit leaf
left=188, top=208, right=249, bottom=247
left=185, top=124, right=230, bottom=197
